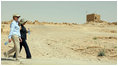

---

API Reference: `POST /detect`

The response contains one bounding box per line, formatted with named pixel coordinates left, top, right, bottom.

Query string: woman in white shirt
left=4, top=14, right=22, bottom=61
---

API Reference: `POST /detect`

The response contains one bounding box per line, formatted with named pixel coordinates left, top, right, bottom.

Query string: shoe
left=27, top=57, right=31, bottom=59
left=3, top=52, right=8, bottom=58
left=15, top=58, right=20, bottom=62
left=13, top=56, right=16, bottom=58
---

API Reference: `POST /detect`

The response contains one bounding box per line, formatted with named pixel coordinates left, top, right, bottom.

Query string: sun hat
left=20, top=18, right=27, bottom=24
left=13, top=14, right=20, bottom=17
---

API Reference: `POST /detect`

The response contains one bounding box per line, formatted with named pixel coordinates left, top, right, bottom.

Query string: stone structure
left=87, top=13, right=101, bottom=22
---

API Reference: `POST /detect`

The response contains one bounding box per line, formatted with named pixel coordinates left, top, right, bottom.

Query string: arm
left=26, top=30, right=28, bottom=33
left=8, top=22, right=15, bottom=39
left=18, top=26, right=21, bottom=38
left=18, top=31, right=21, bottom=39
left=18, top=26, right=22, bottom=42
left=26, top=28, right=30, bottom=33
left=8, top=22, right=15, bottom=43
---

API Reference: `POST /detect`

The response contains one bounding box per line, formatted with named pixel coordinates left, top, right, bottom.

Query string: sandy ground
left=1, top=23, right=117, bottom=65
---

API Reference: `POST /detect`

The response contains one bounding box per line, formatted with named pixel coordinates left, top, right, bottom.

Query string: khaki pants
left=7, top=35, right=20, bottom=59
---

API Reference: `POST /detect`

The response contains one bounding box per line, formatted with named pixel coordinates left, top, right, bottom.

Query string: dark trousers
left=13, top=39, right=31, bottom=58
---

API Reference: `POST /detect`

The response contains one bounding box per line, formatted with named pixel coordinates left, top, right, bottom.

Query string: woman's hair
left=13, top=16, right=15, bottom=19
left=18, top=22, right=21, bottom=26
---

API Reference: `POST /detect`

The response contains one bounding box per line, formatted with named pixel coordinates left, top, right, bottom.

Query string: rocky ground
left=1, top=22, right=117, bottom=65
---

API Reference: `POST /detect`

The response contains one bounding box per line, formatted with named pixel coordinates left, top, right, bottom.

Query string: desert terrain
left=1, top=21, right=117, bottom=65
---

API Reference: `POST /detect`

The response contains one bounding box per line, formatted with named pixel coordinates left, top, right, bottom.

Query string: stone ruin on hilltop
left=86, top=13, right=117, bottom=25
left=86, top=13, right=101, bottom=22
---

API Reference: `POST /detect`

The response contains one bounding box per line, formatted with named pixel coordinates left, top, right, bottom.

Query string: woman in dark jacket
left=13, top=19, right=31, bottom=59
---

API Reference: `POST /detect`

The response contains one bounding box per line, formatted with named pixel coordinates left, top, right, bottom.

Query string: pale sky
left=1, top=1, right=117, bottom=24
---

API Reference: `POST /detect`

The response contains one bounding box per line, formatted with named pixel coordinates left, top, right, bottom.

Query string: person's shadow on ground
left=1, top=57, right=15, bottom=61
left=1, top=55, right=25, bottom=61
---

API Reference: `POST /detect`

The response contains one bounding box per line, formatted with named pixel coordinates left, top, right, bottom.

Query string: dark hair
left=13, top=16, right=19, bottom=19
left=13, top=16, right=15, bottom=19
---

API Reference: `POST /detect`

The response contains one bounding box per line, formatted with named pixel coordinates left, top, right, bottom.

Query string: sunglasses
left=17, top=17, right=20, bottom=18
left=14, top=16, right=20, bottom=18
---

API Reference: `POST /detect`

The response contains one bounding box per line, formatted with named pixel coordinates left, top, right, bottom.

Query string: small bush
left=98, top=50, right=105, bottom=56
left=114, top=46, right=117, bottom=48
left=93, top=37, right=97, bottom=40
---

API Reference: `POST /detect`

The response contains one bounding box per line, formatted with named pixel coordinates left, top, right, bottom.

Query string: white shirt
left=8, top=20, right=21, bottom=39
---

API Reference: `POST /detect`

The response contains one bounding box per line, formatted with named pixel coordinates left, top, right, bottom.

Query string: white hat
left=13, top=14, right=20, bottom=17
left=20, top=18, right=27, bottom=24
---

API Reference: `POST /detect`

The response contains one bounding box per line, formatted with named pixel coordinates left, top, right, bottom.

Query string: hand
left=8, top=39, right=12, bottom=43
left=19, top=38, right=22, bottom=42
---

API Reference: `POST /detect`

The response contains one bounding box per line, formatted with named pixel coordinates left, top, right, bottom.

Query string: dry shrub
left=98, top=50, right=105, bottom=56
left=96, top=36, right=117, bottom=40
